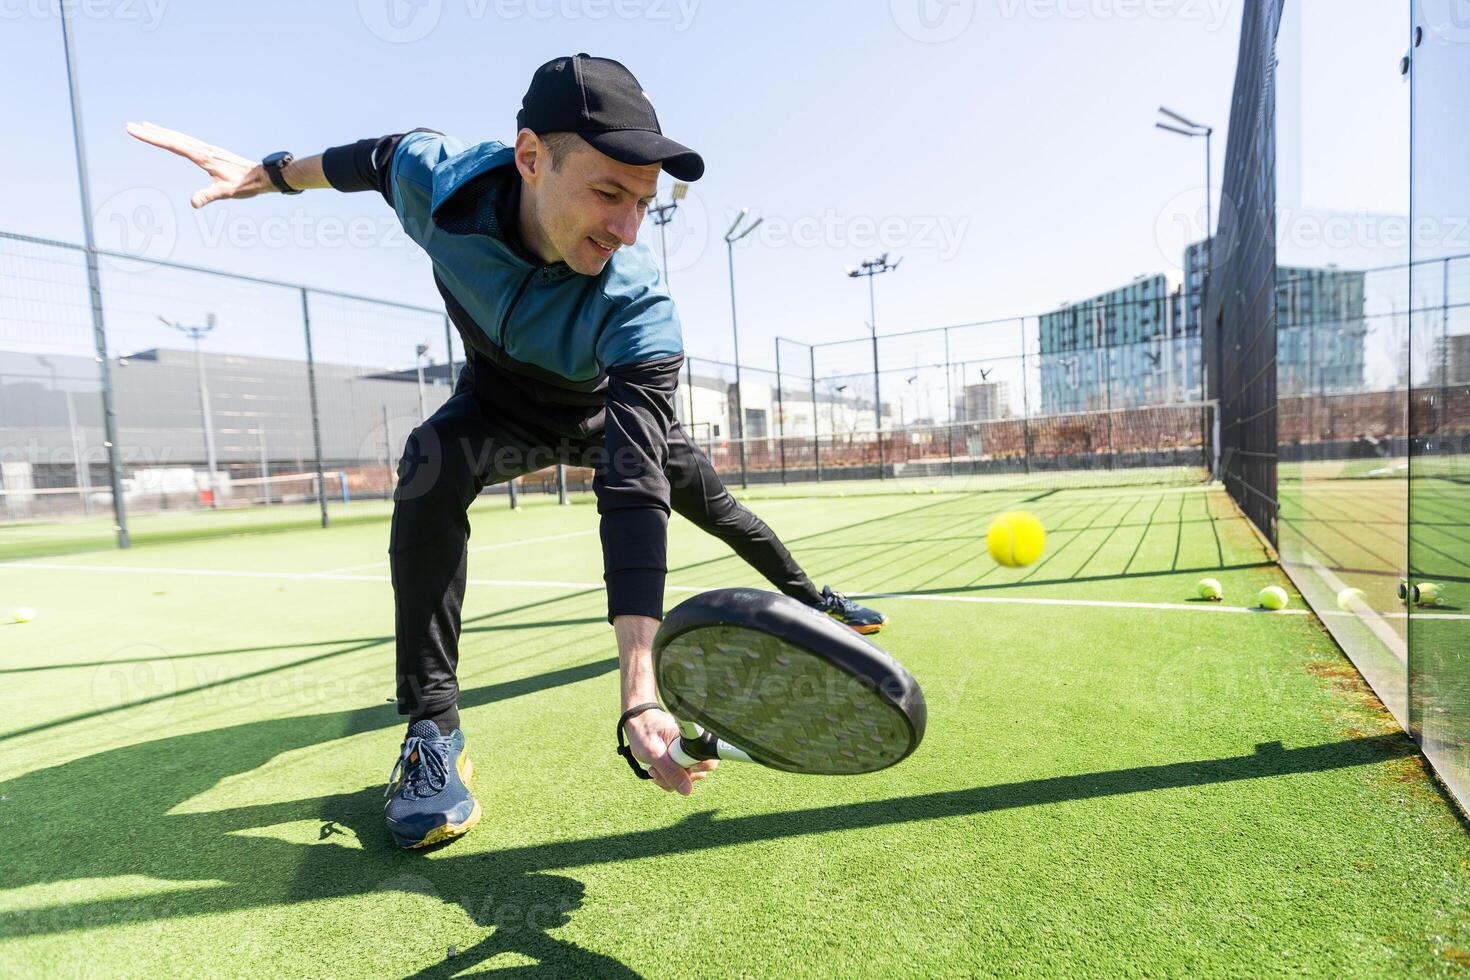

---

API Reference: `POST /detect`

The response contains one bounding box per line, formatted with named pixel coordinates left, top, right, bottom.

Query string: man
left=128, top=54, right=888, bottom=849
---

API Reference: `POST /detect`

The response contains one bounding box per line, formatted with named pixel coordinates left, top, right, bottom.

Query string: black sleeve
left=594, top=353, right=683, bottom=622
left=320, top=128, right=441, bottom=208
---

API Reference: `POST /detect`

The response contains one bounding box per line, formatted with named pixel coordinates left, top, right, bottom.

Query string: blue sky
left=6, top=0, right=1260, bottom=370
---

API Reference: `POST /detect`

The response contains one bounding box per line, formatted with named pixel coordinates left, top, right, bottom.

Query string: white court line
left=312, top=529, right=598, bottom=575
left=12, top=559, right=1469, bottom=618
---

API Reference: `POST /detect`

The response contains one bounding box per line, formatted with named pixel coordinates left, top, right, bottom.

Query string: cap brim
left=581, top=129, right=705, bottom=182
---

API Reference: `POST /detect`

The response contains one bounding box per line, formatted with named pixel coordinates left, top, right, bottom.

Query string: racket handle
left=667, top=723, right=754, bottom=766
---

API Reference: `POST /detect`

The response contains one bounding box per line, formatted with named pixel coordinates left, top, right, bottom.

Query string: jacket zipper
left=497, top=268, right=538, bottom=342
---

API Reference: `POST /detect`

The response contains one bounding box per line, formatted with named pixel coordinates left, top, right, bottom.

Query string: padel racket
left=652, top=588, right=926, bottom=775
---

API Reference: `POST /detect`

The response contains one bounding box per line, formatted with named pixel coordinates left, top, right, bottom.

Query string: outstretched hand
left=125, top=121, right=267, bottom=209
left=623, top=707, right=717, bottom=796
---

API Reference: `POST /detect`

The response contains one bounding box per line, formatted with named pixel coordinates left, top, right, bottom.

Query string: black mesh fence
left=1205, top=0, right=1283, bottom=544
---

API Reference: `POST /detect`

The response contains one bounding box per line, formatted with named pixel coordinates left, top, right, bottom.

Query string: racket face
left=654, top=590, right=926, bottom=775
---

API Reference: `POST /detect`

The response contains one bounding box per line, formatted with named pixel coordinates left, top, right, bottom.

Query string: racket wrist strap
left=616, top=702, right=663, bottom=780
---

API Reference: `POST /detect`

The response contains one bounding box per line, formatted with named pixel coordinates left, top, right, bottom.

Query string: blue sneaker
left=816, top=585, right=889, bottom=635
left=383, top=720, right=481, bottom=849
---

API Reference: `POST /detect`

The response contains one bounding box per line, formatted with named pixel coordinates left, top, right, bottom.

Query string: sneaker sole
left=394, top=755, right=481, bottom=850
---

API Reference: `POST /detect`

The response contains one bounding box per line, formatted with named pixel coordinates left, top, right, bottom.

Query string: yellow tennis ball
left=1258, top=586, right=1289, bottom=611
left=11, top=607, right=35, bottom=624
left=1197, top=578, right=1223, bottom=601
left=987, top=511, right=1046, bottom=567
left=1337, top=587, right=1368, bottom=612
left=1412, top=583, right=1442, bottom=607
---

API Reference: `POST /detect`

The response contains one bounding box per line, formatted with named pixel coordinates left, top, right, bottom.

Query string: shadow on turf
left=0, top=679, right=1420, bottom=978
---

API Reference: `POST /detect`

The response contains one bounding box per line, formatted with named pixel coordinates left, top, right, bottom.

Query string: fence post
left=944, top=327, right=955, bottom=476
left=444, top=314, right=456, bottom=383
left=685, top=358, right=696, bottom=442
left=810, top=345, right=821, bottom=483
left=556, top=464, right=568, bottom=505
left=61, top=7, right=129, bottom=548
left=775, top=341, right=787, bottom=484
left=1019, top=318, right=1032, bottom=473
left=871, top=329, right=884, bottom=480
left=508, top=478, right=520, bottom=510
left=300, top=288, right=330, bottom=529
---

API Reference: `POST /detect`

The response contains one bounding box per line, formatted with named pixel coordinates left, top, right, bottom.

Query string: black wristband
left=262, top=151, right=302, bottom=195
left=615, top=702, right=663, bottom=780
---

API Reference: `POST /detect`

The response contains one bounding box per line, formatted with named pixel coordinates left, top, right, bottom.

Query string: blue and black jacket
left=322, top=130, right=681, bottom=621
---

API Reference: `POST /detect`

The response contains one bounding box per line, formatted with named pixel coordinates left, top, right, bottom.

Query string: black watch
left=261, top=151, right=302, bottom=195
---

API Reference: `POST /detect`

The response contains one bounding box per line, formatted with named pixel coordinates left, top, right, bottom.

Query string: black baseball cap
left=516, top=54, right=705, bottom=182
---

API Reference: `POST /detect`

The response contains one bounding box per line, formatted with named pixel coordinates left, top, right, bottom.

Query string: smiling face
left=515, top=130, right=660, bottom=276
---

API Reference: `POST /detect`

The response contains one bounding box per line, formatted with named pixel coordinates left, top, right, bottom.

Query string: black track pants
left=388, top=384, right=821, bottom=717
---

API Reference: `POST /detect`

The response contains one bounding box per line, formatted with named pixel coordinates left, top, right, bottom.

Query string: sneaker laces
left=385, top=731, right=452, bottom=799
left=821, top=585, right=861, bottom=616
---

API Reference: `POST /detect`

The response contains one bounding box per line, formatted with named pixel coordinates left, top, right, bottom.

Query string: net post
left=508, top=477, right=520, bottom=510
left=556, top=464, right=569, bottom=505
left=300, top=288, right=330, bottom=529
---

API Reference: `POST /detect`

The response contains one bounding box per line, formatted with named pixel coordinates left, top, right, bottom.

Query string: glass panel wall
left=1409, top=1, right=1470, bottom=810
left=1274, top=0, right=1411, bottom=725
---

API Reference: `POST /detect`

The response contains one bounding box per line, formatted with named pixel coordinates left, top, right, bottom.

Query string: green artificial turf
left=1, top=483, right=1467, bottom=977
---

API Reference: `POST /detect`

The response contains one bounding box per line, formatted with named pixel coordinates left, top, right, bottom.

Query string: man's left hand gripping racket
left=632, top=588, right=927, bottom=776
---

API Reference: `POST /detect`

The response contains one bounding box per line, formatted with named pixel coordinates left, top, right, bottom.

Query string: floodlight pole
left=414, top=342, right=429, bottom=421
left=848, top=253, right=901, bottom=479
left=160, top=314, right=221, bottom=508
left=647, top=181, right=689, bottom=287
left=61, top=6, right=129, bottom=546
left=1156, top=106, right=1214, bottom=402
left=725, top=208, right=763, bottom=489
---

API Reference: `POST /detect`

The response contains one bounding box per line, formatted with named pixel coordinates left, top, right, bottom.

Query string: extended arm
left=125, top=121, right=332, bottom=208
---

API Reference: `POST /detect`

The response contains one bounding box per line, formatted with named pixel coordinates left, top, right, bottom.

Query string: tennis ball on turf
left=1412, top=582, right=1443, bottom=607
left=1196, top=578, right=1223, bottom=601
left=987, top=511, right=1046, bottom=567
left=929, top=488, right=937, bottom=494
left=1258, top=586, right=1289, bottom=611
left=1397, top=579, right=1410, bottom=602
left=11, top=607, right=35, bottom=624
left=1336, top=587, right=1368, bottom=613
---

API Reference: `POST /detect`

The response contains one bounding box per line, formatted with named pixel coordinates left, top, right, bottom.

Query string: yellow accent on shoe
left=408, top=799, right=482, bottom=849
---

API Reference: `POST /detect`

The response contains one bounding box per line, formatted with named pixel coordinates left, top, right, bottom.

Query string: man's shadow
left=0, top=651, right=1424, bottom=978
left=0, top=659, right=642, bottom=978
